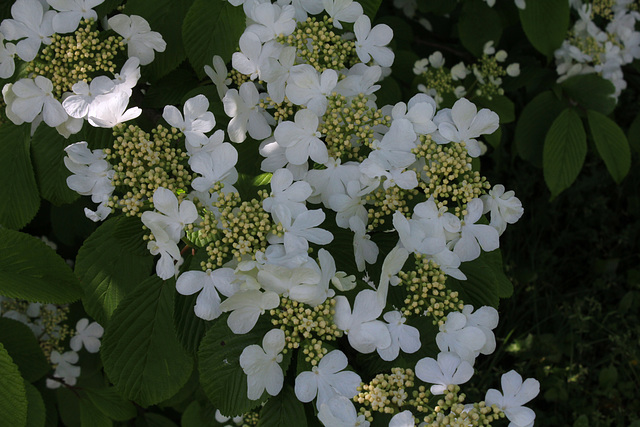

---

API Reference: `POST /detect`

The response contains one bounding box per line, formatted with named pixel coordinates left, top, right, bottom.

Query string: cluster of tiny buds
left=0, top=299, right=71, bottom=360
left=240, top=410, right=260, bottom=427
left=105, top=124, right=193, bottom=217
left=355, top=367, right=415, bottom=417
left=278, top=16, right=358, bottom=72
left=202, top=190, right=276, bottom=269
left=259, top=96, right=296, bottom=123
left=422, top=394, right=505, bottom=427
left=25, top=19, right=125, bottom=99
left=320, top=93, right=387, bottom=161
left=301, top=339, right=329, bottom=365
left=398, top=255, right=463, bottom=322
left=412, top=135, right=489, bottom=214
left=366, top=186, right=415, bottom=231
left=590, top=0, right=617, bottom=19
left=415, top=63, right=456, bottom=104
left=269, top=297, right=341, bottom=357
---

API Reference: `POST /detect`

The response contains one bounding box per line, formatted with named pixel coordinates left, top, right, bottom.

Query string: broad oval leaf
left=84, top=387, right=137, bottom=422
left=25, top=382, right=45, bottom=427
left=0, top=124, right=39, bottom=230
left=182, top=0, right=245, bottom=79
left=519, top=0, right=569, bottom=57
left=258, top=384, right=307, bottom=427
left=543, top=108, right=587, bottom=197
left=515, top=91, right=566, bottom=167
left=0, top=342, right=28, bottom=427
left=0, top=229, right=83, bottom=304
left=587, top=110, right=631, bottom=184
left=75, top=215, right=154, bottom=325
left=0, top=318, right=50, bottom=383
left=30, top=124, right=79, bottom=206
left=101, top=276, right=193, bottom=407
left=561, top=74, right=616, bottom=116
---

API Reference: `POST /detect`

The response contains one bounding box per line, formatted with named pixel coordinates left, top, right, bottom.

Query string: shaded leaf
left=0, top=318, right=50, bottom=383
left=458, top=0, right=502, bottom=57
left=0, top=229, right=83, bottom=304
left=258, top=384, right=306, bottom=427
left=543, top=108, right=587, bottom=197
left=0, top=124, right=39, bottom=230
left=0, top=342, right=27, bottom=427
left=25, top=382, right=45, bottom=427
left=587, top=109, right=631, bottom=184
left=101, top=276, right=193, bottom=407
left=519, top=0, right=569, bottom=56
left=75, top=215, right=154, bottom=325
left=561, top=74, right=616, bottom=116
left=84, top=387, right=136, bottom=422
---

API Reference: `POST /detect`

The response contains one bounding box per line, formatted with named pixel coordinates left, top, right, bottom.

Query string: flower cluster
left=413, top=43, right=521, bottom=107
left=555, top=0, right=640, bottom=97
left=51, top=0, right=538, bottom=425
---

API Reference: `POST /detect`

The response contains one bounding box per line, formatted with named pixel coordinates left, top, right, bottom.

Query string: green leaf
left=258, top=384, right=307, bottom=427
left=75, top=215, right=154, bottom=325
left=543, top=108, right=587, bottom=197
left=458, top=0, right=502, bottom=57
left=0, top=342, right=28, bottom=427
left=449, top=251, right=504, bottom=308
left=628, top=111, right=640, bottom=154
left=56, top=388, right=81, bottom=427
left=174, top=292, right=210, bottom=354
left=199, top=318, right=286, bottom=417
left=360, top=0, right=383, bottom=19
left=573, top=414, right=589, bottom=427
left=0, top=124, right=40, bottom=230
left=484, top=127, right=502, bottom=149
left=586, top=109, right=631, bottom=184
left=561, top=74, right=617, bottom=115
left=30, top=124, right=79, bottom=206
left=183, top=0, right=245, bottom=79
left=79, top=398, right=112, bottom=427
left=125, top=0, right=196, bottom=80
left=101, top=276, right=193, bottom=407
left=475, top=95, right=515, bottom=124
left=25, top=382, right=45, bottom=427
left=519, top=0, right=569, bottom=57
left=0, top=318, right=50, bottom=383
left=84, top=387, right=136, bottom=422
left=142, top=67, right=201, bottom=109
left=144, top=413, right=179, bottom=427
left=515, top=91, right=566, bottom=167
left=0, top=229, right=83, bottom=303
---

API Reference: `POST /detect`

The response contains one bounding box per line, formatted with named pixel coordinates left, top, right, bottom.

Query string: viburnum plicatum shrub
left=20, top=0, right=640, bottom=425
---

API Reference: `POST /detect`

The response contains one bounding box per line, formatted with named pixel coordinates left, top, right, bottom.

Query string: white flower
left=274, top=109, right=328, bottom=165
left=223, top=82, right=272, bottom=143
left=318, top=396, right=369, bottom=427
left=377, top=311, right=421, bottom=361
left=295, top=350, right=361, bottom=408
left=232, top=33, right=281, bottom=81
left=87, top=91, right=141, bottom=128
left=108, top=14, right=166, bottom=65
left=141, top=187, right=199, bottom=242
left=205, top=55, right=232, bottom=100
left=262, top=168, right=312, bottom=218
left=462, top=305, right=499, bottom=356
left=262, top=46, right=296, bottom=104
left=322, top=0, right=363, bottom=30
left=220, top=290, right=280, bottom=334
left=270, top=205, right=333, bottom=254
left=376, top=246, right=408, bottom=308
left=62, top=76, right=115, bottom=119
left=354, top=15, right=394, bottom=67
left=415, top=351, right=474, bottom=395
left=451, top=198, right=499, bottom=263
left=176, top=268, right=238, bottom=321
left=0, top=0, right=55, bottom=62
left=162, top=94, right=216, bottom=145
left=239, top=329, right=286, bottom=400
left=481, top=185, right=524, bottom=235
left=485, top=370, right=540, bottom=427
left=348, top=216, right=378, bottom=273
left=47, top=0, right=103, bottom=34
left=245, top=3, right=296, bottom=42
left=436, top=98, right=499, bottom=157
left=334, top=289, right=391, bottom=353
left=189, top=144, right=238, bottom=192
left=436, top=311, right=486, bottom=364
left=64, top=141, right=114, bottom=203
left=285, top=65, right=338, bottom=116
left=390, top=410, right=416, bottom=427
left=46, top=351, right=81, bottom=389
left=0, top=34, right=17, bottom=79
left=69, top=318, right=104, bottom=353
left=11, top=76, right=67, bottom=127
left=147, top=227, right=182, bottom=279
